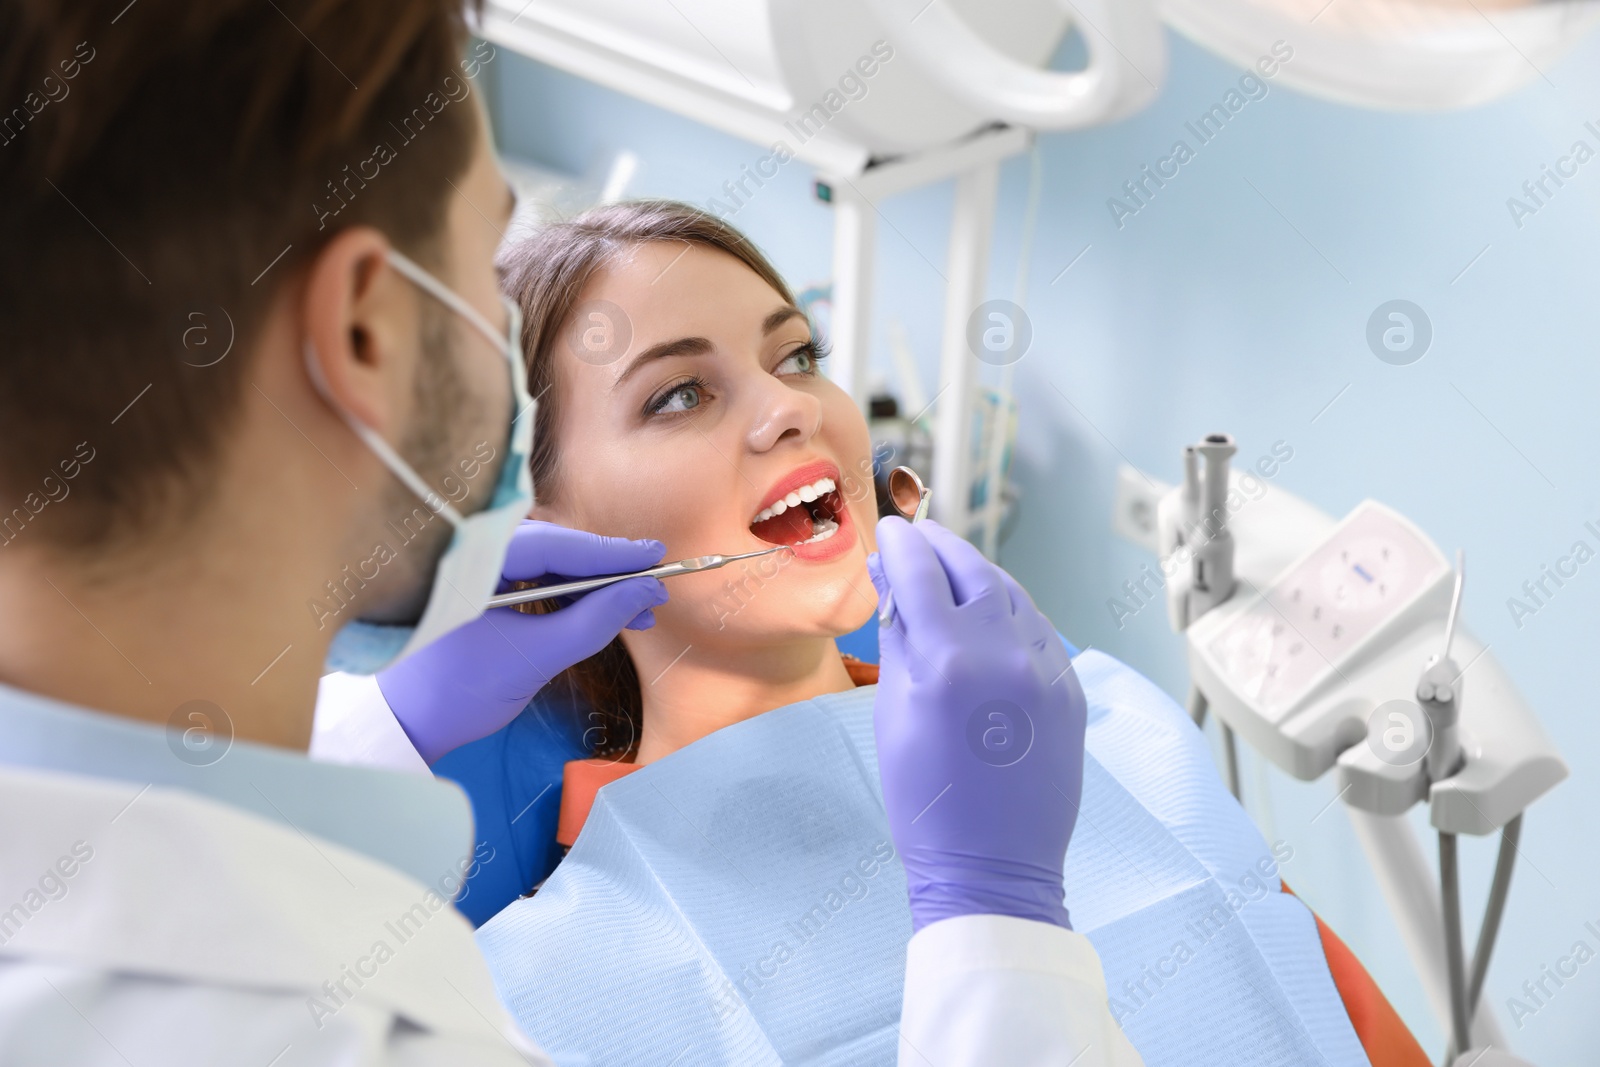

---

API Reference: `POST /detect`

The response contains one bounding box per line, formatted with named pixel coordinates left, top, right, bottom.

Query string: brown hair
left=0, top=0, right=486, bottom=551
left=496, top=200, right=796, bottom=754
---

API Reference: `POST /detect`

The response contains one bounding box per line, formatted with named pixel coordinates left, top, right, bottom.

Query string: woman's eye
left=776, top=342, right=825, bottom=377
left=648, top=379, right=706, bottom=416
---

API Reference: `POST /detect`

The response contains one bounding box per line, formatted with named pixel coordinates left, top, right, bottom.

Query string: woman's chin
left=700, top=574, right=876, bottom=644
left=791, top=563, right=879, bottom=639
left=839, top=595, right=879, bottom=638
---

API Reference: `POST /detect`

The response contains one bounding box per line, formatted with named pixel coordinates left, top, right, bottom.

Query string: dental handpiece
left=484, top=544, right=791, bottom=610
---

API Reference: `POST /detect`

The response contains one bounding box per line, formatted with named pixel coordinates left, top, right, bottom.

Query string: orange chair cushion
left=1283, top=882, right=1431, bottom=1067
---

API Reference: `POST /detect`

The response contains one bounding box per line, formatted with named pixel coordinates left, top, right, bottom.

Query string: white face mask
left=307, top=247, right=534, bottom=675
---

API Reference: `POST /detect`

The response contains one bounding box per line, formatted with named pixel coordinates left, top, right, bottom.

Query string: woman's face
left=533, top=242, right=879, bottom=646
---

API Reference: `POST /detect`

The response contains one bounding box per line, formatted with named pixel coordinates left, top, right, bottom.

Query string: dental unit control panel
left=1147, top=433, right=1567, bottom=1063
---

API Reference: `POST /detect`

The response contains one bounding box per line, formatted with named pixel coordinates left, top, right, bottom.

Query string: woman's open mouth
left=748, top=465, right=849, bottom=558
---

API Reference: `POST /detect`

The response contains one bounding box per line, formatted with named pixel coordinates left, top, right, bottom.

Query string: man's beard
left=371, top=301, right=503, bottom=624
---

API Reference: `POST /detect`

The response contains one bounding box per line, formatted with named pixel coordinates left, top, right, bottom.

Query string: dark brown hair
left=496, top=200, right=796, bottom=754
left=0, top=0, right=486, bottom=550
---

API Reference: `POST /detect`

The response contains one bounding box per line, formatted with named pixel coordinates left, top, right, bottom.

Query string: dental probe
left=485, top=544, right=792, bottom=609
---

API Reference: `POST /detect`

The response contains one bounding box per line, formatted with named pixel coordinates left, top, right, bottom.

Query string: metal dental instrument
left=485, top=544, right=791, bottom=609
left=879, top=466, right=931, bottom=626
left=888, top=465, right=932, bottom=524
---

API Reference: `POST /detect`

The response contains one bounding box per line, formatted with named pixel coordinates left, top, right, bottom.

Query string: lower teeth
left=799, top=518, right=839, bottom=545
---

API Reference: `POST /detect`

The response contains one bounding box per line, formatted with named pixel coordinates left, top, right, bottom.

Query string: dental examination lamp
left=1149, top=434, right=1568, bottom=1065
left=1161, top=0, right=1600, bottom=111
left=474, top=0, right=1168, bottom=535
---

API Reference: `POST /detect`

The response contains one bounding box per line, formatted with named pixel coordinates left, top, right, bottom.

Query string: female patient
left=431, top=199, right=902, bottom=920
left=503, top=199, right=882, bottom=787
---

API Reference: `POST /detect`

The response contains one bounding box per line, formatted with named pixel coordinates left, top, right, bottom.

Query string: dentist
left=0, top=1, right=1135, bottom=1064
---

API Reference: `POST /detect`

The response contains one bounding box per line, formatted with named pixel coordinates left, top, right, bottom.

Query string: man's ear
left=300, top=227, right=418, bottom=436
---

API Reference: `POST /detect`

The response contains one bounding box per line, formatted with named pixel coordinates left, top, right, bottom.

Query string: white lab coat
left=0, top=762, right=543, bottom=1067
left=312, top=675, right=1144, bottom=1067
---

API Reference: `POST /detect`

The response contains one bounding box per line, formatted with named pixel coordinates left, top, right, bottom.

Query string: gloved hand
left=868, top=517, right=1086, bottom=933
left=379, top=520, right=668, bottom=765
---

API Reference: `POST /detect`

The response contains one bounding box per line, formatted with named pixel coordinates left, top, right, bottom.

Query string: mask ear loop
left=387, top=246, right=534, bottom=514
left=302, top=340, right=466, bottom=526
left=502, top=297, right=540, bottom=511
left=386, top=247, right=508, bottom=354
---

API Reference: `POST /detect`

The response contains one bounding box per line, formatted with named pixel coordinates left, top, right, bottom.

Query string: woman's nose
left=745, top=380, right=823, bottom=454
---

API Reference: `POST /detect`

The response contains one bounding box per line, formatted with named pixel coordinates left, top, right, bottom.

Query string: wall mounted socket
left=1112, top=463, right=1169, bottom=553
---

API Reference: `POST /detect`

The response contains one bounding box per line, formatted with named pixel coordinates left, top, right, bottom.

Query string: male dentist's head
left=0, top=0, right=514, bottom=749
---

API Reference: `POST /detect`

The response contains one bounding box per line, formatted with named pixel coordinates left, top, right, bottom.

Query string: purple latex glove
left=868, top=517, right=1086, bottom=933
left=378, top=520, right=668, bottom=765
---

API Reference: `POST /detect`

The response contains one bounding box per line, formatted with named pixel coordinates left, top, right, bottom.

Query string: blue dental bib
left=477, top=650, right=1371, bottom=1067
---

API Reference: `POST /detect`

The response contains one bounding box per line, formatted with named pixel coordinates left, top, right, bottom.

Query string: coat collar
left=0, top=677, right=472, bottom=888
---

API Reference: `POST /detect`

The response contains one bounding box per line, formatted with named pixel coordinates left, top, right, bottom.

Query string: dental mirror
left=878, top=466, right=930, bottom=627
left=888, top=466, right=930, bottom=523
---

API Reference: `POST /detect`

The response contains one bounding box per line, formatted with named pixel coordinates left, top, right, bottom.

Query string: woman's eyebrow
left=612, top=336, right=713, bottom=391
left=762, top=306, right=805, bottom=335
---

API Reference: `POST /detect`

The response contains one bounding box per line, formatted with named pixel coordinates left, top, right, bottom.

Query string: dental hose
left=1184, top=686, right=1244, bottom=801
left=1439, top=831, right=1470, bottom=1060
left=1442, top=813, right=1524, bottom=1062
left=1222, top=724, right=1242, bottom=802
left=1469, top=815, right=1522, bottom=1015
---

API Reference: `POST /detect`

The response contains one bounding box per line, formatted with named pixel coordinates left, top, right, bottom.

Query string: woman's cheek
left=857, top=489, right=883, bottom=550
left=842, top=450, right=879, bottom=551
left=586, top=452, right=695, bottom=544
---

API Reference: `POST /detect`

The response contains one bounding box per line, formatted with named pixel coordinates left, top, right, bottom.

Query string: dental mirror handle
left=880, top=466, right=931, bottom=626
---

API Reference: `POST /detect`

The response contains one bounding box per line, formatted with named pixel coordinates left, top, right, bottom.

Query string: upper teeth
left=751, top=477, right=835, bottom=524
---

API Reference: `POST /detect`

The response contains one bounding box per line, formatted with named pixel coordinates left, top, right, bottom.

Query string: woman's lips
left=747, top=460, right=855, bottom=563
left=751, top=460, right=841, bottom=519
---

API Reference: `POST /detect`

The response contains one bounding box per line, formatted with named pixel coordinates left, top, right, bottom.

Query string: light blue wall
left=487, top=29, right=1600, bottom=1061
